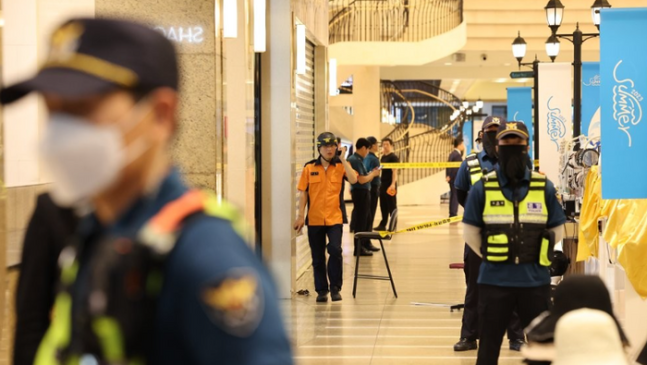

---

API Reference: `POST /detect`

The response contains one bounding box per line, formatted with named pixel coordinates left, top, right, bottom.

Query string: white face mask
left=41, top=103, right=152, bottom=207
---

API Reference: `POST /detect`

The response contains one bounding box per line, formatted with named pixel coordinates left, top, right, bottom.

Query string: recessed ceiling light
left=444, top=62, right=453, bottom=66
left=504, top=63, right=511, bottom=66
left=495, top=78, right=508, bottom=83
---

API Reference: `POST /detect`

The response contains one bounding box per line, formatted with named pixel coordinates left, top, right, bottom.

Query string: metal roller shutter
left=295, top=39, right=317, bottom=280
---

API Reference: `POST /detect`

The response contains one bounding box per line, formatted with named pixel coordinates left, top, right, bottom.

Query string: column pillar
left=261, top=0, right=294, bottom=298
left=351, top=66, right=381, bottom=142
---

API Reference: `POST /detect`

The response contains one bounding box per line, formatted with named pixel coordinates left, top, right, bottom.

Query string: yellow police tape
left=378, top=215, right=463, bottom=237
left=380, top=160, right=540, bottom=169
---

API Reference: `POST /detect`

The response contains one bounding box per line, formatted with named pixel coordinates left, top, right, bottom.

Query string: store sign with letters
left=154, top=26, right=204, bottom=43
left=600, top=8, right=647, bottom=199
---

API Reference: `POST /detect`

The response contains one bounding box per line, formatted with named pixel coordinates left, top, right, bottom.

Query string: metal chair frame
left=353, top=209, right=398, bottom=298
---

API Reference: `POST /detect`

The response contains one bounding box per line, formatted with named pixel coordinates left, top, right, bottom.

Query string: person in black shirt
left=446, top=137, right=465, bottom=217
left=14, top=193, right=78, bottom=365
left=375, top=138, right=399, bottom=231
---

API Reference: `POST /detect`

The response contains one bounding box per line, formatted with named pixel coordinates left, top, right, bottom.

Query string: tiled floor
left=284, top=204, right=524, bottom=365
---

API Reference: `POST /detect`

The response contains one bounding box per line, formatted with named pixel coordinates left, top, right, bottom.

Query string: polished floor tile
left=287, top=204, right=525, bottom=365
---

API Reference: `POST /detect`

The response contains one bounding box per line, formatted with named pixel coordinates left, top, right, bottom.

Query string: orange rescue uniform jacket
left=297, top=157, right=357, bottom=226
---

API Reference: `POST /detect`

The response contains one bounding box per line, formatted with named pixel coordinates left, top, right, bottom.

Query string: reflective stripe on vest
left=482, top=172, right=548, bottom=225
left=481, top=171, right=549, bottom=263
left=466, top=154, right=482, bottom=185
left=36, top=190, right=247, bottom=365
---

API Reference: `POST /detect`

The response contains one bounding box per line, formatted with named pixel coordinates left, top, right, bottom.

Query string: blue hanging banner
left=601, top=8, right=647, bottom=199
left=581, top=62, right=600, bottom=137
left=462, top=120, right=473, bottom=154
left=506, top=87, right=534, bottom=159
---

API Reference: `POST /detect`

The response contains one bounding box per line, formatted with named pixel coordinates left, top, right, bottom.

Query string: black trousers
left=378, top=185, right=397, bottom=228
left=369, top=185, right=380, bottom=228
left=307, top=225, right=343, bottom=293
left=476, top=284, right=551, bottom=365
left=460, top=245, right=524, bottom=342
left=351, top=189, right=371, bottom=251
left=449, top=182, right=459, bottom=217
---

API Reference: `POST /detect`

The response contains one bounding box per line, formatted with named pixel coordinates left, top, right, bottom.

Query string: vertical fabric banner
left=462, top=120, right=473, bottom=154
left=507, top=87, right=534, bottom=159
left=600, top=9, right=647, bottom=199
left=538, top=63, right=573, bottom=185
left=581, top=62, right=601, bottom=137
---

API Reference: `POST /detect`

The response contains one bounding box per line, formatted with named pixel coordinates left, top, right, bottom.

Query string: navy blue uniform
left=453, top=151, right=524, bottom=344
left=463, top=167, right=566, bottom=365
left=75, top=169, right=293, bottom=365
left=364, top=152, right=381, bottom=227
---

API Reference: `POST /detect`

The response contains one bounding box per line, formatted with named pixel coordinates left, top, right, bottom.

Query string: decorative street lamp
left=545, top=34, right=560, bottom=62
left=543, top=0, right=611, bottom=145
left=511, top=32, right=547, bottom=163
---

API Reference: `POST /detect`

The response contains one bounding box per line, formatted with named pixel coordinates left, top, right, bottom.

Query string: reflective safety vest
left=35, top=190, right=247, bottom=365
left=466, top=153, right=485, bottom=186
left=481, top=171, right=553, bottom=266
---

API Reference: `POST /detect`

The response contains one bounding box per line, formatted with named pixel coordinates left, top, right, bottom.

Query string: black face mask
left=498, top=145, right=528, bottom=184
left=482, top=131, right=498, bottom=159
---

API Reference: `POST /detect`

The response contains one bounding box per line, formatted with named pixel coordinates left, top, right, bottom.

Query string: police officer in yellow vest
left=0, top=18, right=293, bottom=365
left=462, top=121, right=566, bottom=365
left=453, top=116, right=525, bottom=352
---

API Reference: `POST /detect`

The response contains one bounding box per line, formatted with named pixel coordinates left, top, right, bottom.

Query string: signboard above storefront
left=154, top=26, right=204, bottom=43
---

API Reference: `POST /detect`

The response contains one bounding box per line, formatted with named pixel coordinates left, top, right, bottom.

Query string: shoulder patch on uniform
left=200, top=268, right=265, bottom=337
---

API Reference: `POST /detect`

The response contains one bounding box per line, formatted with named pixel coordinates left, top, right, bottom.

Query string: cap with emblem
left=0, top=18, right=179, bottom=105
left=317, top=132, right=338, bottom=148
left=482, top=116, right=506, bottom=131
left=497, top=120, right=530, bottom=140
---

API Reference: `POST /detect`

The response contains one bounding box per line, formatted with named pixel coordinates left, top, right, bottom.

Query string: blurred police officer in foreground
left=0, top=18, right=293, bottom=365
left=462, top=121, right=566, bottom=365
left=294, top=133, right=358, bottom=302
left=453, top=117, right=525, bottom=352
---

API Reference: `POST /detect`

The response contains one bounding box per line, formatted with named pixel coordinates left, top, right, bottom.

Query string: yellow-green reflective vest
left=34, top=190, right=247, bottom=365
left=481, top=171, right=553, bottom=266
left=466, top=153, right=483, bottom=186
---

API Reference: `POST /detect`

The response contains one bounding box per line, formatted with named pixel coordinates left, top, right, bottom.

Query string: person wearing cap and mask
left=462, top=121, right=566, bottom=365
left=474, top=131, right=484, bottom=153
left=523, top=275, right=630, bottom=365
left=295, top=132, right=362, bottom=302
left=452, top=116, right=526, bottom=353
left=1, top=18, right=293, bottom=365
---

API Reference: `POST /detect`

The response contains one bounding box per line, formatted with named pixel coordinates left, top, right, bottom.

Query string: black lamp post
left=512, top=32, right=545, bottom=165
left=543, top=0, right=611, bottom=146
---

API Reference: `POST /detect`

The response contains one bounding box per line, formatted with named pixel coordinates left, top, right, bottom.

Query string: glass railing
left=329, top=0, right=463, bottom=44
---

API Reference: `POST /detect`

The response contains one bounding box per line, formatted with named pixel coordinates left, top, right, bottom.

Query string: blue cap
left=482, top=116, right=506, bottom=131
left=497, top=120, right=530, bottom=140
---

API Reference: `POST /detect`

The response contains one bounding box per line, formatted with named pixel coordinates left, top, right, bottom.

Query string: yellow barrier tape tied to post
left=379, top=216, right=463, bottom=237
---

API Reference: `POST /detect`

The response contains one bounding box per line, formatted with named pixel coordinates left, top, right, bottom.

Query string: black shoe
left=316, top=291, right=329, bottom=303
left=373, top=226, right=386, bottom=231
left=366, top=243, right=381, bottom=252
left=509, top=339, right=525, bottom=351
left=330, top=287, right=342, bottom=302
left=453, top=338, right=477, bottom=352
left=353, top=247, right=373, bottom=256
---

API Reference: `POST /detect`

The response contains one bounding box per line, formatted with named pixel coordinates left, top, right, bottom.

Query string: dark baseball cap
left=496, top=120, right=530, bottom=140
left=0, top=18, right=179, bottom=105
left=482, top=116, right=506, bottom=130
